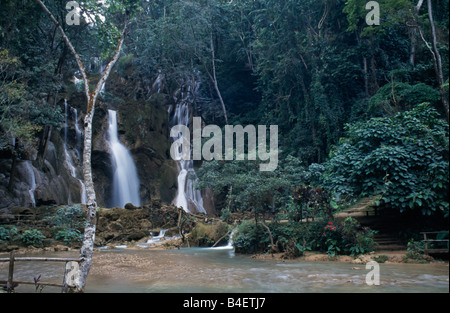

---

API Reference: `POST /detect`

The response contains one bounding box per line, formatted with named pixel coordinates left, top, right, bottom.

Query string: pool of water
left=1, top=248, right=448, bottom=293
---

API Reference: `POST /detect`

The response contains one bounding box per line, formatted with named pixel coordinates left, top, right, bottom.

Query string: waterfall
left=64, top=99, right=87, bottom=205
left=169, top=79, right=206, bottom=214
left=71, top=107, right=83, bottom=159
left=107, top=110, right=141, bottom=208
left=23, top=161, right=37, bottom=208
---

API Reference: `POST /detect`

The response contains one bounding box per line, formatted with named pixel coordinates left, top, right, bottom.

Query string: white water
left=211, top=230, right=236, bottom=251
left=170, top=80, right=206, bottom=214
left=64, top=100, right=87, bottom=205
left=71, top=107, right=83, bottom=159
left=23, top=160, right=37, bottom=208
left=147, top=229, right=167, bottom=244
left=107, top=110, right=141, bottom=208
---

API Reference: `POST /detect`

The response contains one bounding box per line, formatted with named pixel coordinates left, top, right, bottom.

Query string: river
left=1, top=248, right=448, bottom=293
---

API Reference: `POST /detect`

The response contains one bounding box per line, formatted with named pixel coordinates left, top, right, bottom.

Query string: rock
left=6, top=245, right=19, bottom=252
left=108, top=221, right=124, bottom=232
left=352, top=255, right=373, bottom=264
left=54, top=245, right=70, bottom=252
left=124, top=203, right=138, bottom=210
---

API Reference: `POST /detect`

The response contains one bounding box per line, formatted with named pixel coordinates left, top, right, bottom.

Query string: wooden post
left=424, top=233, right=429, bottom=255
left=7, top=251, right=15, bottom=291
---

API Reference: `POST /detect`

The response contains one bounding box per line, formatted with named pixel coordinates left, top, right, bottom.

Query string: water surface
left=1, top=248, right=448, bottom=293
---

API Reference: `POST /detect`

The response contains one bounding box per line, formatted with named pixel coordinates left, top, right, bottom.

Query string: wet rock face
left=0, top=68, right=212, bottom=214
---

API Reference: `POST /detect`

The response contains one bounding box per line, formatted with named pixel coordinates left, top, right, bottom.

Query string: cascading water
left=107, top=110, right=141, bottom=208
left=169, top=77, right=206, bottom=214
left=63, top=99, right=87, bottom=205
left=22, top=160, right=37, bottom=208
left=71, top=107, right=83, bottom=159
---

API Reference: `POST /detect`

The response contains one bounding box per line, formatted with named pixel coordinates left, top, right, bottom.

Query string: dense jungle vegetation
left=1, top=0, right=448, bottom=259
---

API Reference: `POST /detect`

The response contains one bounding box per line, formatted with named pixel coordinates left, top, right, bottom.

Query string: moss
left=190, top=222, right=230, bottom=247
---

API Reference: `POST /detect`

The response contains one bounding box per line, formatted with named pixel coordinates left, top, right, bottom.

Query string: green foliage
left=55, top=229, right=83, bottom=246
left=343, top=0, right=413, bottom=37
left=323, top=103, right=449, bottom=217
left=233, top=221, right=268, bottom=254
left=373, top=254, right=389, bottom=263
left=0, top=226, right=18, bottom=241
left=317, top=218, right=378, bottom=257
left=0, top=227, right=10, bottom=241
left=368, top=82, right=441, bottom=116
left=197, top=155, right=307, bottom=215
left=20, top=229, right=46, bottom=247
left=47, top=205, right=85, bottom=245
left=404, top=239, right=429, bottom=263
left=49, top=205, right=85, bottom=229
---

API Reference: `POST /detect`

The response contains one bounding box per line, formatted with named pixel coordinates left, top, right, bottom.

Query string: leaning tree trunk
left=35, top=0, right=127, bottom=292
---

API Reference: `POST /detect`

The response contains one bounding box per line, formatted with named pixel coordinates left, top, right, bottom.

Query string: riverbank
left=250, top=250, right=440, bottom=265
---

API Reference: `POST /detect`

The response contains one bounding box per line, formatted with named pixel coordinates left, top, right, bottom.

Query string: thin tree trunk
left=363, top=57, right=369, bottom=97
left=426, top=0, right=449, bottom=121
left=35, top=0, right=128, bottom=292
left=260, top=218, right=276, bottom=254
left=209, top=33, right=228, bottom=124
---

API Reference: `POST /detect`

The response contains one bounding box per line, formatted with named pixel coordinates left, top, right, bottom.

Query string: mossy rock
left=189, top=222, right=230, bottom=247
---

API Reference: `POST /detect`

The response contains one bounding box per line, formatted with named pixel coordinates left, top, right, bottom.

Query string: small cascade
left=147, top=229, right=167, bottom=244
left=73, top=75, right=84, bottom=92
left=64, top=99, right=87, bottom=205
left=135, top=229, right=181, bottom=248
left=71, top=107, right=83, bottom=159
left=211, top=229, right=236, bottom=251
left=107, top=110, right=141, bottom=208
left=23, top=161, right=37, bottom=208
left=169, top=77, right=207, bottom=214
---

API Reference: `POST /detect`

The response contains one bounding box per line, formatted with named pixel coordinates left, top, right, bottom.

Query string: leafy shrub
left=233, top=221, right=268, bottom=254
left=368, top=82, right=440, bottom=116
left=323, top=104, right=449, bottom=217
left=373, top=255, right=389, bottom=263
left=48, top=205, right=84, bottom=229
left=47, top=205, right=85, bottom=246
left=0, top=227, right=18, bottom=241
left=55, top=229, right=83, bottom=246
left=0, top=227, right=10, bottom=241
left=20, top=229, right=46, bottom=247
left=317, top=217, right=378, bottom=257
left=404, top=239, right=430, bottom=263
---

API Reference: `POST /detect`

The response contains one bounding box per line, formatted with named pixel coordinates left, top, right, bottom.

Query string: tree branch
left=35, top=0, right=90, bottom=101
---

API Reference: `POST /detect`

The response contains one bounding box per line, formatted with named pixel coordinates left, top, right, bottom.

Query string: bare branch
left=34, top=0, right=90, bottom=101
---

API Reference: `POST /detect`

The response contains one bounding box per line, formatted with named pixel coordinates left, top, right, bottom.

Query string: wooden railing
left=421, top=231, right=449, bottom=255
left=0, top=251, right=81, bottom=293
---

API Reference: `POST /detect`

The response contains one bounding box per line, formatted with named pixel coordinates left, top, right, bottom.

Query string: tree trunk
left=260, top=218, right=276, bottom=254
left=363, top=57, right=369, bottom=97
left=35, top=0, right=128, bottom=292
left=209, top=33, right=228, bottom=124
left=426, top=0, right=449, bottom=121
